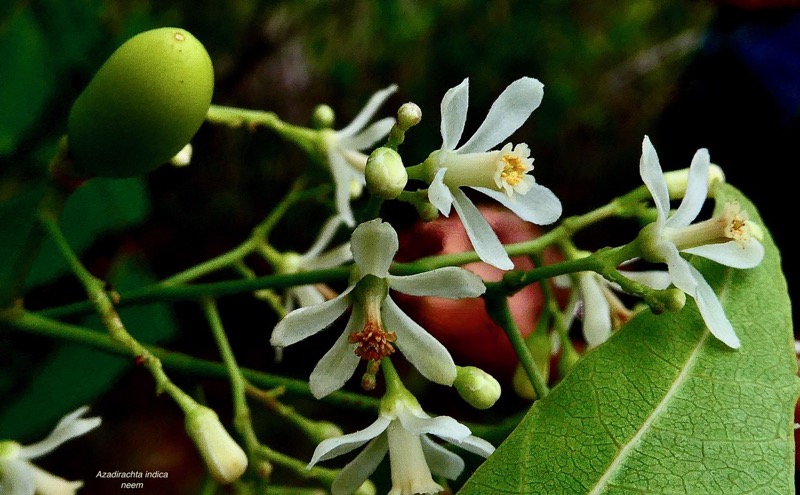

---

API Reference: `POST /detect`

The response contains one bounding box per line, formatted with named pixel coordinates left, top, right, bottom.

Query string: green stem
left=0, top=141, right=75, bottom=307
left=37, top=267, right=353, bottom=319
left=1, top=310, right=380, bottom=411
left=40, top=215, right=198, bottom=412
left=206, top=105, right=319, bottom=155
left=160, top=181, right=324, bottom=287
left=484, top=291, right=549, bottom=399
left=202, top=298, right=261, bottom=455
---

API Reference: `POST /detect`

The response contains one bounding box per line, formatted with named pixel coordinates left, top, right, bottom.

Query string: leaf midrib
left=585, top=330, right=709, bottom=494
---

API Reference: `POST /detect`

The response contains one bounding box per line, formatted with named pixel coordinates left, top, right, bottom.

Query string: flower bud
left=454, top=366, right=501, bottom=409
left=365, top=147, right=408, bottom=199
left=397, top=102, right=422, bottom=130
left=185, top=405, right=248, bottom=484
left=312, top=104, right=336, bottom=129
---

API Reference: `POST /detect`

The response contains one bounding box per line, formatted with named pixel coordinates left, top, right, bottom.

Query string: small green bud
left=365, top=147, right=408, bottom=199
left=312, top=104, right=336, bottom=129
left=397, top=102, right=422, bottom=130
left=185, top=405, right=248, bottom=484
left=557, top=345, right=581, bottom=379
left=454, top=366, right=502, bottom=409
left=664, top=287, right=686, bottom=312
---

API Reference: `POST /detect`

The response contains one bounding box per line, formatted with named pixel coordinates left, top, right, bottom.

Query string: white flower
left=559, top=268, right=671, bottom=348
left=322, top=85, right=398, bottom=226
left=638, top=135, right=764, bottom=348
left=307, top=394, right=495, bottom=495
left=270, top=218, right=486, bottom=399
left=424, top=77, right=562, bottom=270
left=0, top=406, right=101, bottom=495
left=277, top=216, right=353, bottom=312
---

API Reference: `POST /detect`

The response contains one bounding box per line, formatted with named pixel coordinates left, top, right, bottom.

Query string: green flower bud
left=0, top=440, right=21, bottom=459
left=185, top=405, right=248, bottom=484
left=454, top=366, right=501, bottom=409
left=312, top=104, right=336, bottom=129
left=397, top=102, right=422, bottom=130
left=68, top=27, right=214, bottom=178
left=365, top=147, right=407, bottom=199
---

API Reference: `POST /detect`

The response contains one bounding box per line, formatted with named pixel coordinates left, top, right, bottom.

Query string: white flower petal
left=338, top=84, right=398, bottom=138
left=309, top=307, right=364, bottom=399
left=308, top=417, right=392, bottom=467
left=328, top=148, right=358, bottom=227
left=667, top=148, right=710, bottom=229
left=683, top=239, right=764, bottom=269
left=270, top=289, right=352, bottom=347
left=451, top=188, right=514, bottom=270
left=289, top=285, right=327, bottom=309
left=307, top=244, right=353, bottom=271
left=420, top=436, right=465, bottom=480
left=662, top=243, right=698, bottom=295
left=351, top=219, right=398, bottom=277
left=1, top=459, right=36, bottom=495
left=382, top=297, right=457, bottom=385
left=440, top=78, right=470, bottom=151
left=396, top=406, right=471, bottom=440
left=578, top=274, right=612, bottom=348
left=341, top=117, right=396, bottom=151
left=639, top=136, right=671, bottom=226
left=331, top=435, right=388, bottom=495
left=428, top=168, right=454, bottom=216
left=457, top=77, right=544, bottom=154
left=30, top=464, right=83, bottom=495
left=18, top=407, right=101, bottom=460
left=473, top=181, right=562, bottom=225
left=453, top=435, right=496, bottom=458
left=388, top=267, right=485, bottom=299
left=617, top=269, right=672, bottom=291
left=687, top=265, right=740, bottom=349
left=303, top=216, right=345, bottom=259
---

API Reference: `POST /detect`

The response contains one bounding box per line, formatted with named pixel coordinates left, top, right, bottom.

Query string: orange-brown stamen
left=348, top=321, right=397, bottom=361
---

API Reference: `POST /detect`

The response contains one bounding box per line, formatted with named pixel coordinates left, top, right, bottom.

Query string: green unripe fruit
left=68, top=27, right=214, bottom=178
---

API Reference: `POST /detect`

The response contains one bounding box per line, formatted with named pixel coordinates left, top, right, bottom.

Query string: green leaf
left=0, top=9, right=55, bottom=156
left=458, top=183, right=799, bottom=494
left=0, top=253, right=176, bottom=440
left=25, top=177, right=150, bottom=288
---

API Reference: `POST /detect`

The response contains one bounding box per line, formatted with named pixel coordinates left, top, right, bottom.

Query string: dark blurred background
left=1, top=1, right=798, bottom=493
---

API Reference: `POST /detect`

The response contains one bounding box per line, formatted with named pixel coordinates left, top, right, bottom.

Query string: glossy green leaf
left=0, top=253, right=176, bottom=440
left=458, top=183, right=799, bottom=494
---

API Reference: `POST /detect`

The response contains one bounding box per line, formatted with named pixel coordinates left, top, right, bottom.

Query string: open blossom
left=423, top=77, right=562, bottom=270
left=307, top=391, right=494, bottom=495
left=321, top=84, right=398, bottom=226
left=270, top=218, right=486, bottom=398
left=638, top=135, right=764, bottom=348
left=275, top=215, right=353, bottom=312
left=0, top=406, right=101, bottom=495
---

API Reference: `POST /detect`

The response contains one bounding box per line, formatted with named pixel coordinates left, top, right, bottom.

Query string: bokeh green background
left=1, top=1, right=797, bottom=494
